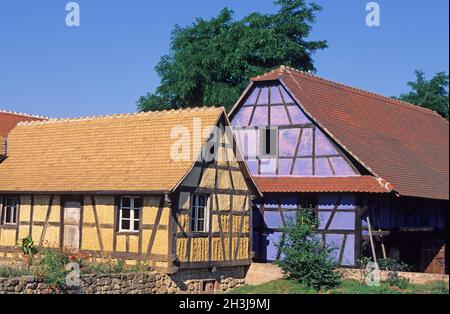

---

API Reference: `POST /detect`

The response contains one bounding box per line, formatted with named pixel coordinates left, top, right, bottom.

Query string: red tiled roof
left=249, top=66, right=449, bottom=200
left=0, top=110, right=47, bottom=138
left=254, top=176, right=393, bottom=193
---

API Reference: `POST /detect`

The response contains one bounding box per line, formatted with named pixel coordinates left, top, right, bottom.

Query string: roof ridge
left=252, top=66, right=288, bottom=81
left=0, top=109, right=50, bottom=120
left=281, top=66, right=447, bottom=121
left=16, top=106, right=224, bottom=126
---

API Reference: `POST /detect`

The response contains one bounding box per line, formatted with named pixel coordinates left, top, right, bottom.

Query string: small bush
left=385, top=272, right=409, bottom=289
left=357, top=256, right=373, bottom=269
left=20, top=236, right=38, bottom=266
left=33, top=248, right=70, bottom=287
left=113, top=259, right=125, bottom=273
left=276, top=208, right=340, bottom=291
left=378, top=258, right=412, bottom=272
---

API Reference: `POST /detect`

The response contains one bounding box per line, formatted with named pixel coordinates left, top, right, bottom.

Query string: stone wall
left=0, top=266, right=246, bottom=294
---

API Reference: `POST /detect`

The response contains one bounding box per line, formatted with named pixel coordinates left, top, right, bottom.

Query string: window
left=191, top=194, right=209, bottom=232
left=260, top=127, right=278, bottom=158
left=119, top=196, right=142, bottom=233
left=200, top=279, right=220, bottom=292
left=2, top=196, right=19, bottom=225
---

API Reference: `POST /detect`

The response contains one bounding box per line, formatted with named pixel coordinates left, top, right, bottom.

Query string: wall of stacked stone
left=0, top=266, right=247, bottom=294
left=339, top=268, right=449, bottom=286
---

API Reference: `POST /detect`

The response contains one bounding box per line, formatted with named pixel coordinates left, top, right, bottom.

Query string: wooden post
left=366, top=216, right=377, bottom=264
left=375, top=199, right=387, bottom=260
left=379, top=228, right=387, bottom=260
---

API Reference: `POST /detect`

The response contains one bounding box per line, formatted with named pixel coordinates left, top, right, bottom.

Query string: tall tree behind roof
left=397, top=70, right=449, bottom=119
left=138, top=0, right=327, bottom=112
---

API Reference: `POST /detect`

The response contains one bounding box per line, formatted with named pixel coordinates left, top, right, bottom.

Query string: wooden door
left=63, top=201, right=81, bottom=250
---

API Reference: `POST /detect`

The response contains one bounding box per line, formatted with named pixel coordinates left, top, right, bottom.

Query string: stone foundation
left=0, top=266, right=247, bottom=294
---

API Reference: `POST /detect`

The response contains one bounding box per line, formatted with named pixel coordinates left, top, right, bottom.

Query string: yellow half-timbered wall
left=0, top=195, right=170, bottom=270
left=174, top=121, right=253, bottom=267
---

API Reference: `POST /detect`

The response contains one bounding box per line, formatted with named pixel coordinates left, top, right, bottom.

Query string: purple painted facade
left=253, top=192, right=358, bottom=266
left=233, top=83, right=358, bottom=177
left=231, top=82, right=362, bottom=266
left=318, top=193, right=357, bottom=266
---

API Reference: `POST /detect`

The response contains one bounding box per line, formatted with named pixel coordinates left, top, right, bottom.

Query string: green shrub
left=275, top=208, right=340, bottom=291
left=357, top=256, right=373, bottom=269
left=113, top=259, right=125, bottom=273
left=33, top=248, right=70, bottom=287
left=20, top=236, right=38, bottom=266
left=385, top=271, right=409, bottom=289
left=378, top=258, right=411, bottom=272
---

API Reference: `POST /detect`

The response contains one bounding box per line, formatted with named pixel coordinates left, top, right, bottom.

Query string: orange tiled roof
left=0, top=107, right=225, bottom=193
left=249, top=66, right=449, bottom=200
left=254, top=176, right=393, bottom=193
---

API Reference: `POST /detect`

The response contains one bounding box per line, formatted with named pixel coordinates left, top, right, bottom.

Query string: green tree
left=138, top=0, right=327, bottom=112
left=276, top=208, right=340, bottom=291
left=397, top=70, right=449, bottom=119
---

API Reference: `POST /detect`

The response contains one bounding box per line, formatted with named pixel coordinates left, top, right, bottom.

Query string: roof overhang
left=253, top=176, right=394, bottom=194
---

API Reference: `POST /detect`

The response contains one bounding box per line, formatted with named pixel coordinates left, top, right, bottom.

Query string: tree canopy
left=397, top=70, right=449, bottom=119
left=138, top=0, right=327, bottom=112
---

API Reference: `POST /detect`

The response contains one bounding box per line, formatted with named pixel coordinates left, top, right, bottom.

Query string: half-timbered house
left=229, top=66, right=449, bottom=273
left=0, top=107, right=260, bottom=283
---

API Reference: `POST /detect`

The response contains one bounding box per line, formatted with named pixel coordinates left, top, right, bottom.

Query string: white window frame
left=119, top=196, right=141, bottom=233
left=2, top=196, right=19, bottom=226
left=191, top=194, right=210, bottom=233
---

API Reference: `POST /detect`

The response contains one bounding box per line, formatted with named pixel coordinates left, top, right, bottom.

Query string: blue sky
left=0, top=0, right=448, bottom=118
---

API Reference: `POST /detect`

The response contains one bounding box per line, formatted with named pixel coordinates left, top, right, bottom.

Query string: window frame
left=260, top=126, right=279, bottom=159
left=1, top=196, right=20, bottom=226
left=190, top=194, right=210, bottom=233
left=118, top=196, right=142, bottom=233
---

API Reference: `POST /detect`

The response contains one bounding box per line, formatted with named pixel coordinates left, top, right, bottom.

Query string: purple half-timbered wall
left=231, top=82, right=362, bottom=266
left=232, top=83, right=358, bottom=177
left=253, top=193, right=359, bottom=266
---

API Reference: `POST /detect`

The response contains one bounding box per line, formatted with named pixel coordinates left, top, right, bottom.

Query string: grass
left=230, top=279, right=318, bottom=294
left=230, top=279, right=449, bottom=294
